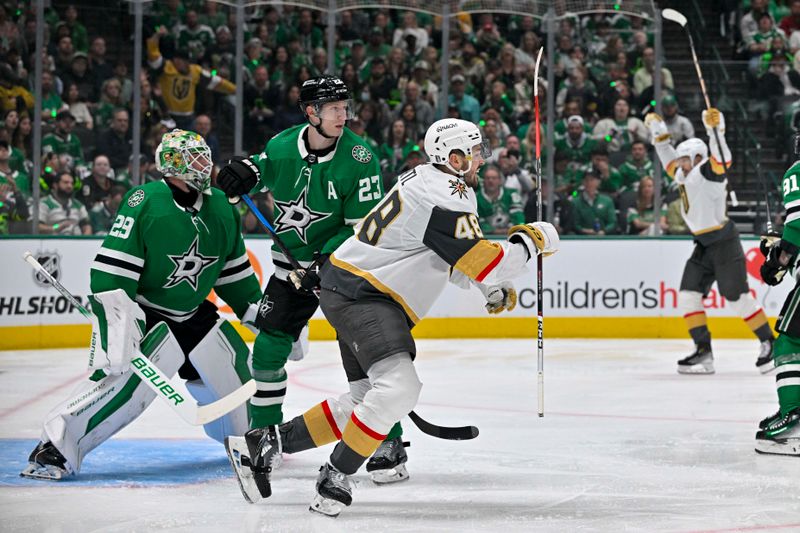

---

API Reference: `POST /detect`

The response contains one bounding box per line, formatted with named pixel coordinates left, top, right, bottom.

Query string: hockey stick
left=240, top=195, right=479, bottom=440
left=23, top=251, right=256, bottom=426
left=662, top=8, right=738, bottom=207
left=533, top=47, right=545, bottom=417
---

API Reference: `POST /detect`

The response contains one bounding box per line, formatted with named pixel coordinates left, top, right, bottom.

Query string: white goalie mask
left=675, top=137, right=708, bottom=168
left=424, top=119, right=491, bottom=176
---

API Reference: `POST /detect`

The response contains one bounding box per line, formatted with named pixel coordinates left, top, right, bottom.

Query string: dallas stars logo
left=449, top=179, right=469, bottom=199
left=273, top=188, right=332, bottom=244
left=164, top=236, right=218, bottom=291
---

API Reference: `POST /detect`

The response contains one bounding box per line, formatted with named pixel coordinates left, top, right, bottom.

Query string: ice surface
left=1, top=339, right=799, bottom=532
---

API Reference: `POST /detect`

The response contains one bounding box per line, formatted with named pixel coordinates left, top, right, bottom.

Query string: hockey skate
left=224, top=426, right=282, bottom=503
left=677, top=344, right=714, bottom=374
left=20, top=441, right=72, bottom=481
left=309, top=463, right=352, bottom=517
left=755, top=339, right=776, bottom=374
left=366, top=437, right=409, bottom=484
left=759, top=409, right=782, bottom=429
left=755, top=408, right=800, bottom=456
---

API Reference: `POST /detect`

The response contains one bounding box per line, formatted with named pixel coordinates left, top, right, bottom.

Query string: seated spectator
left=62, top=5, right=89, bottom=52
left=94, top=78, right=125, bottom=131
left=244, top=65, right=278, bottom=148
left=394, top=81, right=434, bottom=131
left=571, top=172, right=618, bottom=235
left=742, top=0, right=773, bottom=47
left=662, top=94, right=694, bottom=145
left=366, top=58, right=395, bottom=103
left=449, top=74, right=481, bottom=123
left=176, top=9, right=216, bottom=63
left=42, top=110, right=84, bottom=167
left=115, top=154, right=158, bottom=189
left=60, top=52, right=94, bottom=103
left=348, top=117, right=379, bottom=153
left=0, top=65, right=33, bottom=114
left=88, top=37, right=114, bottom=95
left=666, top=197, right=690, bottom=234
left=555, top=115, right=597, bottom=168
left=38, top=172, right=91, bottom=235
left=780, top=0, right=800, bottom=38
left=757, top=53, right=800, bottom=136
left=581, top=146, right=623, bottom=196
left=393, top=11, right=428, bottom=57
left=747, top=12, right=788, bottom=75
left=632, top=47, right=674, bottom=97
left=194, top=114, right=221, bottom=165
left=523, top=177, right=573, bottom=235
left=555, top=100, right=592, bottom=141
left=477, top=164, right=524, bottom=235
left=626, top=176, right=667, bottom=235
left=147, top=26, right=235, bottom=129
left=53, top=34, right=75, bottom=76
left=42, top=71, right=66, bottom=122
left=273, top=84, right=305, bottom=132
left=482, top=118, right=505, bottom=164
left=411, top=60, right=438, bottom=110
left=0, top=140, right=29, bottom=233
left=398, top=102, right=425, bottom=143
left=64, top=82, right=93, bottom=130
left=94, top=108, right=131, bottom=173
left=138, top=73, right=167, bottom=131
left=89, top=185, right=127, bottom=235
left=378, top=118, right=415, bottom=179
left=79, top=155, right=114, bottom=209
left=592, top=97, right=648, bottom=157
left=556, top=68, right=597, bottom=116
left=483, top=80, right=516, bottom=128
left=497, top=148, right=533, bottom=202
left=618, top=141, right=654, bottom=193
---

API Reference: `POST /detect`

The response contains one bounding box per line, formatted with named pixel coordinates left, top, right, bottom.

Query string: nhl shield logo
left=33, top=252, right=61, bottom=287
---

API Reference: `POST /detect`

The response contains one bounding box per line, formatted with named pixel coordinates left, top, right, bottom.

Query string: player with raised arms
left=223, top=118, right=560, bottom=516
left=645, top=109, right=775, bottom=375
left=22, top=130, right=263, bottom=480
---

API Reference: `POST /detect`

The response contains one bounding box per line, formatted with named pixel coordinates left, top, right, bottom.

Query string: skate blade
left=19, top=463, right=68, bottom=481
left=677, top=363, right=715, bottom=375
left=224, top=436, right=262, bottom=504
left=370, top=464, right=410, bottom=485
left=309, top=494, right=346, bottom=517
left=754, top=438, right=800, bottom=456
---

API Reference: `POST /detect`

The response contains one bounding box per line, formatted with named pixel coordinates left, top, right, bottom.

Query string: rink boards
left=0, top=236, right=790, bottom=349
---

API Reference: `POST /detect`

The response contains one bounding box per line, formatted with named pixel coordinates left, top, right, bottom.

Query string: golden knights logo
left=32, top=252, right=61, bottom=287
left=449, top=179, right=469, bottom=199
left=172, top=78, right=191, bottom=100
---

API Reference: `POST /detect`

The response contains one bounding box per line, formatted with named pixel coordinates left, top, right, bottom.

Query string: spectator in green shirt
left=477, top=164, right=524, bottom=235
left=555, top=114, right=597, bottom=168
left=618, top=141, right=654, bottom=193
left=41, top=72, right=66, bottom=123
left=42, top=111, right=84, bottom=168
left=626, top=176, right=667, bottom=235
left=572, top=171, right=618, bottom=235
left=89, top=185, right=127, bottom=235
left=63, top=5, right=89, bottom=53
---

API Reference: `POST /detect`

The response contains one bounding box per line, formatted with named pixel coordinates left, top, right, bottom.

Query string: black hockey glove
left=759, top=231, right=782, bottom=257
left=288, top=253, right=330, bottom=294
left=761, top=239, right=799, bottom=286
left=217, top=157, right=260, bottom=201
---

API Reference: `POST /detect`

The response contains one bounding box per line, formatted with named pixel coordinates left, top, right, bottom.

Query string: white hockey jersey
left=321, top=163, right=532, bottom=323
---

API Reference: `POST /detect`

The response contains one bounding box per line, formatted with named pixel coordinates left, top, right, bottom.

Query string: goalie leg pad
left=187, top=319, right=251, bottom=443
left=38, top=322, right=183, bottom=473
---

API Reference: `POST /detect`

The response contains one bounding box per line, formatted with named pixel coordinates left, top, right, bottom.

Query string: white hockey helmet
left=675, top=137, right=708, bottom=166
left=424, top=118, right=491, bottom=176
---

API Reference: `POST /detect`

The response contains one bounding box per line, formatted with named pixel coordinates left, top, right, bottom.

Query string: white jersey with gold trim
left=321, top=163, right=532, bottom=322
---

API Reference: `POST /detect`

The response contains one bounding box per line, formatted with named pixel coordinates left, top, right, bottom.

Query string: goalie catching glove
left=217, top=157, right=261, bottom=201
left=87, top=289, right=145, bottom=375
left=480, top=281, right=517, bottom=314
left=760, top=238, right=799, bottom=287
left=507, top=221, right=560, bottom=259
left=289, top=253, right=330, bottom=293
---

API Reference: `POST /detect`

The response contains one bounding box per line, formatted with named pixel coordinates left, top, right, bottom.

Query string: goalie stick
left=23, top=251, right=256, bottom=426
left=240, top=194, right=479, bottom=440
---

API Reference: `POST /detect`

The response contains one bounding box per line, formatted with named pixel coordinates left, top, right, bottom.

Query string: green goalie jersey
left=781, top=160, right=800, bottom=250
left=248, top=124, right=383, bottom=273
left=90, top=180, right=262, bottom=321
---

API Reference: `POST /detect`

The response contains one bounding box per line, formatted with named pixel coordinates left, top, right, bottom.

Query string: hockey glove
left=644, top=113, right=672, bottom=145
left=482, top=281, right=518, bottom=314
left=761, top=239, right=799, bottom=286
left=289, top=253, right=330, bottom=293
left=702, top=108, right=725, bottom=135
left=508, top=222, right=560, bottom=259
left=759, top=231, right=782, bottom=257
left=88, top=289, right=146, bottom=375
left=217, top=157, right=261, bottom=201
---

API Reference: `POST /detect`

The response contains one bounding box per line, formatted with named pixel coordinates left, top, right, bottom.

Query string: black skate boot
left=309, top=463, right=353, bottom=517
left=20, top=441, right=72, bottom=481
left=366, top=437, right=409, bottom=484
left=225, top=426, right=282, bottom=503
left=759, top=410, right=782, bottom=429
left=755, top=339, right=776, bottom=374
left=755, top=408, right=800, bottom=456
left=677, top=343, right=714, bottom=374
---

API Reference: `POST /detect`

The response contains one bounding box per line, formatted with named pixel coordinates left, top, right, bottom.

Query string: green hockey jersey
left=476, top=186, right=524, bottom=234
left=90, top=180, right=261, bottom=321
left=781, top=160, right=800, bottom=248
left=248, top=124, right=383, bottom=274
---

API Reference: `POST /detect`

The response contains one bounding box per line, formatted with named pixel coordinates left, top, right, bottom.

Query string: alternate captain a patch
left=449, top=179, right=468, bottom=199
left=164, top=236, right=219, bottom=290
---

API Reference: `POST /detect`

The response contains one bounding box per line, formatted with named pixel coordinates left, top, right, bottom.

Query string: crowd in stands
left=2, top=1, right=793, bottom=238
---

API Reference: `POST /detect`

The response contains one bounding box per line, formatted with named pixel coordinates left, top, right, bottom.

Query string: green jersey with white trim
left=90, top=180, right=261, bottom=322
left=781, top=160, right=800, bottom=249
left=248, top=124, right=383, bottom=275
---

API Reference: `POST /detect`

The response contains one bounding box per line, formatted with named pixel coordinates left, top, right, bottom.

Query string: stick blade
left=408, top=411, right=479, bottom=441
left=662, top=8, right=687, bottom=27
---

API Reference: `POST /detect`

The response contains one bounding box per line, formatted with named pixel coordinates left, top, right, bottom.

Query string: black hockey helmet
left=299, top=76, right=354, bottom=117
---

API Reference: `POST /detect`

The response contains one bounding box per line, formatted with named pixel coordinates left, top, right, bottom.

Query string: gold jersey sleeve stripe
left=453, top=240, right=505, bottom=282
